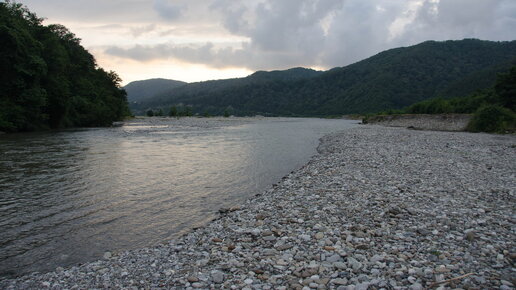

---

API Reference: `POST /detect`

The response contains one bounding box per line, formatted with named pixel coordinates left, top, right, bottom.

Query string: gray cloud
left=383, top=0, right=516, bottom=54
left=18, top=0, right=155, bottom=23
left=153, top=0, right=185, bottom=21
left=321, top=1, right=402, bottom=66
left=105, top=43, right=248, bottom=69
left=22, top=0, right=514, bottom=71
left=130, top=24, right=157, bottom=37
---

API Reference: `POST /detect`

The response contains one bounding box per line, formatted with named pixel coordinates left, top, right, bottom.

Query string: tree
left=169, top=106, right=177, bottom=117
left=185, top=106, right=193, bottom=116
left=146, top=109, right=154, bottom=117
left=495, top=67, right=516, bottom=111
left=467, top=105, right=515, bottom=133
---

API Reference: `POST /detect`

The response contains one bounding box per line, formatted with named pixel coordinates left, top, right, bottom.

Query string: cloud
left=23, top=0, right=514, bottom=72
left=130, top=24, right=157, bottom=37
left=18, top=0, right=156, bottom=23
left=153, top=0, right=185, bottom=21
left=105, top=42, right=245, bottom=68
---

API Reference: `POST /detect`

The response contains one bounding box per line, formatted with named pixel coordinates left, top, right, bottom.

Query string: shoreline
left=1, top=125, right=515, bottom=289
left=363, top=114, right=472, bottom=132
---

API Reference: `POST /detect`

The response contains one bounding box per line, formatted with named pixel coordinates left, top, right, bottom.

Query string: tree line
left=0, top=2, right=130, bottom=132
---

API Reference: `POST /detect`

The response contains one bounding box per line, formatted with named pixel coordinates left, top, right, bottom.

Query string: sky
left=16, top=0, right=516, bottom=85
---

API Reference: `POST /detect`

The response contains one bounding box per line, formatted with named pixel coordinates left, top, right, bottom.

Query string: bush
left=467, top=105, right=516, bottom=133
left=405, top=98, right=454, bottom=114
left=169, top=106, right=177, bottom=117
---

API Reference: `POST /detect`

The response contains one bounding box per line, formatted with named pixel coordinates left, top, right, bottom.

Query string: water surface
left=0, top=117, right=357, bottom=278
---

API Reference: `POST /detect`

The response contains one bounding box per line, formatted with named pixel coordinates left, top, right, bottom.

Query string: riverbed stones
left=1, top=125, right=514, bottom=289
left=211, top=270, right=224, bottom=283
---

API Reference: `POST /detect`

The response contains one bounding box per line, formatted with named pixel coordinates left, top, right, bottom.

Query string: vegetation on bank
left=365, top=66, right=516, bottom=133
left=0, top=2, right=130, bottom=132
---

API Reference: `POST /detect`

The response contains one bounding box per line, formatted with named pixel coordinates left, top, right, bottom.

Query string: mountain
left=130, top=67, right=322, bottom=114
left=124, top=78, right=187, bottom=103
left=247, top=67, right=323, bottom=82
left=132, top=39, right=516, bottom=116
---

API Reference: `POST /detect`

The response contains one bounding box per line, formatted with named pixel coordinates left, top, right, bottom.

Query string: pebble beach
left=1, top=125, right=515, bottom=289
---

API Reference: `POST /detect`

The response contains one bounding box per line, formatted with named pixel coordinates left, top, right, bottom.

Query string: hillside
left=437, top=59, right=516, bottom=98
left=0, top=3, right=129, bottom=132
left=124, top=78, right=187, bottom=103
left=131, top=67, right=323, bottom=115
left=133, top=39, right=516, bottom=116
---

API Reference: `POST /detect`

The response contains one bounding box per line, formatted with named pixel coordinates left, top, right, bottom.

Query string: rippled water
left=0, top=117, right=357, bottom=278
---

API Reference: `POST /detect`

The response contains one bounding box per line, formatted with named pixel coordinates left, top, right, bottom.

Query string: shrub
left=467, top=105, right=516, bottom=133
left=169, top=106, right=177, bottom=117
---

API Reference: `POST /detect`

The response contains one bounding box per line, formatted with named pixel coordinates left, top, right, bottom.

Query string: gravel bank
left=2, top=126, right=515, bottom=289
left=364, top=114, right=471, bottom=131
left=126, top=116, right=270, bottom=130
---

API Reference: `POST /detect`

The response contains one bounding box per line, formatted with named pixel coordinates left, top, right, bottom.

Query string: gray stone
left=333, top=262, right=347, bottom=269
left=211, top=271, right=224, bottom=283
left=331, top=278, right=348, bottom=285
left=347, top=257, right=362, bottom=271
left=299, top=234, right=311, bottom=241
left=327, top=254, right=342, bottom=263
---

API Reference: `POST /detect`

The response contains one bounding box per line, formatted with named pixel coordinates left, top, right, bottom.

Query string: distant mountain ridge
left=129, top=39, right=516, bottom=116
left=124, top=78, right=187, bottom=103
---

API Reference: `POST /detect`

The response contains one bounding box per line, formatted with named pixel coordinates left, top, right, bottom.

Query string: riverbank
left=2, top=126, right=515, bottom=289
left=363, top=114, right=471, bottom=131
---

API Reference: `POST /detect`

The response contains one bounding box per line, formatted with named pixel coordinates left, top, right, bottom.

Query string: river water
left=0, top=117, right=357, bottom=278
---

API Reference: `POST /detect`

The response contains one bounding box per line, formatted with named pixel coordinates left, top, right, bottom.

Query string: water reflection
left=0, top=118, right=357, bottom=278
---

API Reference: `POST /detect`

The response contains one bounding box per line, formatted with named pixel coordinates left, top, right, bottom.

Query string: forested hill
left=124, top=79, right=187, bottom=103
left=128, top=67, right=322, bottom=113
left=0, top=3, right=130, bottom=132
left=134, top=39, right=516, bottom=116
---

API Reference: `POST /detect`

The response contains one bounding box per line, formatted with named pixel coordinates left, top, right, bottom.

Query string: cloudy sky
left=17, top=0, right=516, bottom=84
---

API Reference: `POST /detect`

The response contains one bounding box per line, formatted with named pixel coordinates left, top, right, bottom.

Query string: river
left=0, top=117, right=357, bottom=278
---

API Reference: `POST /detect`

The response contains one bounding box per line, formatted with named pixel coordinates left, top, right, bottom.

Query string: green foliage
left=184, top=106, right=193, bottom=116
left=495, top=67, right=516, bottom=111
left=168, top=106, right=177, bottom=117
left=146, top=109, right=154, bottom=117
left=405, top=98, right=455, bottom=114
left=0, top=2, right=129, bottom=132
left=467, top=105, right=516, bottom=133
